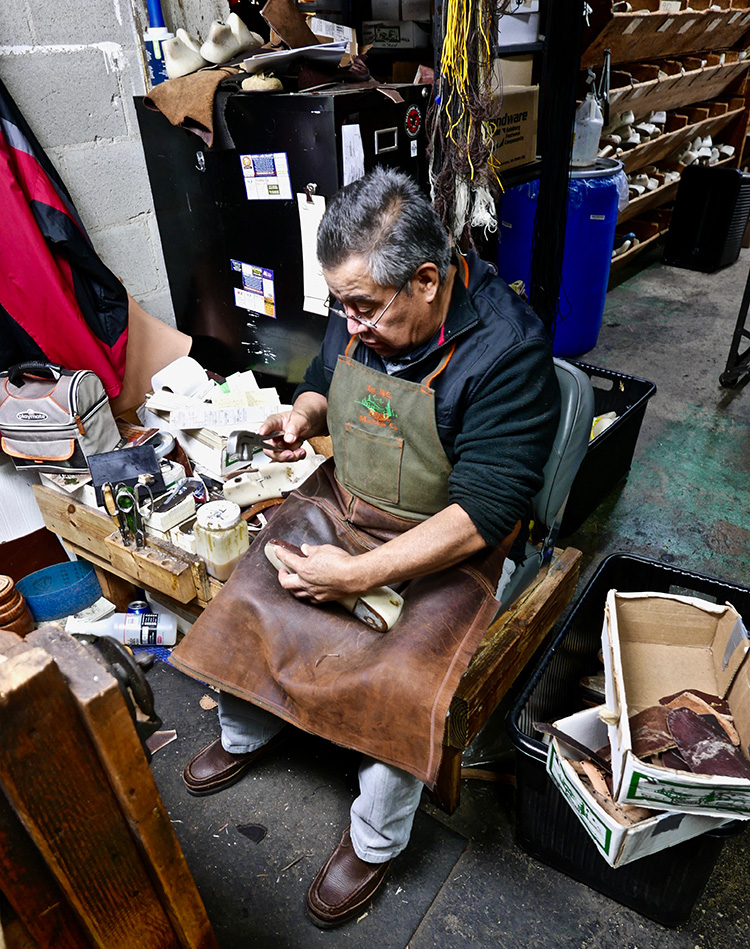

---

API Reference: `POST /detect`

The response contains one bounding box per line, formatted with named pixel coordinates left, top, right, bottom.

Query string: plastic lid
left=569, top=157, right=623, bottom=179
left=196, top=500, right=241, bottom=531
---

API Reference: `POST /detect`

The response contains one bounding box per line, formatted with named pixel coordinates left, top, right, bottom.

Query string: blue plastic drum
left=497, top=158, right=623, bottom=357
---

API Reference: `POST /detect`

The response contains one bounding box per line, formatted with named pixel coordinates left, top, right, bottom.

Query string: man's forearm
left=348, top=503, right=489, bottom=590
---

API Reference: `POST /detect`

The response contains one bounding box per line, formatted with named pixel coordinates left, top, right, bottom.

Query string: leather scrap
left=143, top=67, right=239, bottom=147
left=261, top=0, right=319, bottom=49
left=629, top=705, right=676, bottom=758
left=661, top=690, right=739, bottom=745
left=668, top=707, right=750, bottom=779
left=659, top=688, right=731, bottom=716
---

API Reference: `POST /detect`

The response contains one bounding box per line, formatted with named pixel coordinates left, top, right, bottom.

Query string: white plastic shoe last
left=227, top=12, right=264, bottom=53
left=200, top=20, right=243, bottom=64
left=164, top=30, right=209, bottom=79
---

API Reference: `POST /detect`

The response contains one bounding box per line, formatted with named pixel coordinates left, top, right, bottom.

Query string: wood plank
left=93, top=568, right=139, bottom=612
left=32, top=485, right=215, bottom=606
left=0, top=647, right=181, bottom=949
left=25, top=629, right=219, bottom=949
left=445, top=547, right=581, bottom=751
left=0, top=788, right=92, bottom=949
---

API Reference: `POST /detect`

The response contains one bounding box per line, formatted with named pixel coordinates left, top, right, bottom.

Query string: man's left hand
left=272, top=543, right=360, bottom=602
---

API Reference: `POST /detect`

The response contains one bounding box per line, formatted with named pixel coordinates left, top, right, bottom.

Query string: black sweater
left=295, top=252, right=561, bottom=552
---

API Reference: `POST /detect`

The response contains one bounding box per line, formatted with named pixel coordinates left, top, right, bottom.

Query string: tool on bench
left=225, top=429, right=284, bottom=467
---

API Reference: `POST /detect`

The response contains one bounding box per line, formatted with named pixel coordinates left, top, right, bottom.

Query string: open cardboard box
left=546, top=706, right=730, bottom=867
left=603, top=590, right=750, bottom=819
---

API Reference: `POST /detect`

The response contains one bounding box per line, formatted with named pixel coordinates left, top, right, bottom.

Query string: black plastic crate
left=507, top=553, right=750, bottom=927
left=559, top=362, right=657, bottom=537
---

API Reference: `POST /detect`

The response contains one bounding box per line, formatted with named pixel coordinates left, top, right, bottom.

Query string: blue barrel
left=497, top=158, right=623, bottom=357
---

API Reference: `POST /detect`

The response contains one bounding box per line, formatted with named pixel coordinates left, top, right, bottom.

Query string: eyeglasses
left=326, top=283, right=405, bottom=331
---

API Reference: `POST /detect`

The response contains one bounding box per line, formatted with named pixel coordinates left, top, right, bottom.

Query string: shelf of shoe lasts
left=580, top=0, right=750, bottom=69
left=618, top=152, right=736, bottom=220
left=616, top=95, right=746, bottom=172
left=610, top=216, right=670, bottom=271
left=608, top=52, right=750, bottom=120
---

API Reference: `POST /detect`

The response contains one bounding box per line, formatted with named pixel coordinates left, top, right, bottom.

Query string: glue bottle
left=143, top=0, right=174, bottom=88
left=66, top=610, right=178, bottom=646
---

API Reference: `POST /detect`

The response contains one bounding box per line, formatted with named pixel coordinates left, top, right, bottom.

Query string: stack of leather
left=0, top=575, right=34, bottom=636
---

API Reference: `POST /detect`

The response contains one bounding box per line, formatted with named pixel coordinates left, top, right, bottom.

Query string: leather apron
left=172, top=275, right=513, bottom=787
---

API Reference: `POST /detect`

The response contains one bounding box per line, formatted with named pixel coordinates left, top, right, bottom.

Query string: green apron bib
left=327, top=336, right=456, bottom=520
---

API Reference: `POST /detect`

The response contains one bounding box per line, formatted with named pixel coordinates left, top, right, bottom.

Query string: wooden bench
left=32, top=483, right=580, bottom=815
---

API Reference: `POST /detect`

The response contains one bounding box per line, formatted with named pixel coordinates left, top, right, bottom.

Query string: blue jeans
left=219, top=691, right=423, bottom=863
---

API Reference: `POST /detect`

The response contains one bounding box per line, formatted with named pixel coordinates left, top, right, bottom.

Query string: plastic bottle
left=571, top=77, right=604, bottom=168
left=194, top=499, right=249, bottom=581
left=143, top=0, right=174, bottom=87
left=66, top=611, right=178, bottom=646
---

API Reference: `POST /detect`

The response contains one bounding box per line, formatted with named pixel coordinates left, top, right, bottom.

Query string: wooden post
left=0, top=632, right=219, bottom=949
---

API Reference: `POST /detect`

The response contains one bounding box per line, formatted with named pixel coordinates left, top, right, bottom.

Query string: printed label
left=232, top=261, right=276, bottom=318
left=16, top=410, right=49, bottom=421
left=240, top=152, right=293, bottom=201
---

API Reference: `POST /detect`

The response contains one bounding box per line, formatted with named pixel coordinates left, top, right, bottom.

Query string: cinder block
left=0, top=1, right=35, bottom=46
left=138, top=290, right=177, bottom=328
left=59, top=141, right=154, bottom=232
left=89, top=219, right=161, bottom=298
left=0, top=48, right=130, bottom=148
left=30, top=2, right=136, bottom=46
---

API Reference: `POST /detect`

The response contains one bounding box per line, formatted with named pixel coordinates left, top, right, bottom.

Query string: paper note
left=171, top=404, right=281, bottom=431
left=342, top=125, right=365, bottom=186
left=297, top=192, right=329, bottom=317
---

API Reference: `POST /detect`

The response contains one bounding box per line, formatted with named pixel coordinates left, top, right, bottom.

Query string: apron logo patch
left=357, top=386, right=398, bottom=429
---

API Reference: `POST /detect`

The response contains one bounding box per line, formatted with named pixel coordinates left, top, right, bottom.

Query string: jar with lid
left=194, top=500, right=249, bottom=581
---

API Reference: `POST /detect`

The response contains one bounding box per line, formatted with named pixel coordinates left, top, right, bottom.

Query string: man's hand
left=271, top=543, right=361, bottom=602
left=259, top=391, right=328, bottom=463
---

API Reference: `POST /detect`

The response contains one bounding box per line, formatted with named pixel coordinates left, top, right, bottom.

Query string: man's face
left=323, top=255, right=440, bottom=359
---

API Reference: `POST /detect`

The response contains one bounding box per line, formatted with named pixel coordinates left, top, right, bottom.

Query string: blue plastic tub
left=497, top=157, right=623, bottom=357
left=16, top=560, right=101, bottom=622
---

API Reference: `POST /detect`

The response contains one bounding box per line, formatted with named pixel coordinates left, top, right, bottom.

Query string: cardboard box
left=546, top=707, right=729, bottom=867
left=497, top=10, right=540, bottom=48
left=492, top=84, right=538, bottom=170
left=492, top=54, right=534, bottom=89
left=362, top=20, right=431, bottom=49
left=603, top=590, right=750, bottom=819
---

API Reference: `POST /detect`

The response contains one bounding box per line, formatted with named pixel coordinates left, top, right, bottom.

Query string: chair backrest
left=496, top=359, right=594, bottom=613
left=533, top=358, right=595, bottom=545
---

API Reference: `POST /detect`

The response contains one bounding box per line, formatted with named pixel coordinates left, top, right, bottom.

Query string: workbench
left=33, top=482, right=581, bottom=813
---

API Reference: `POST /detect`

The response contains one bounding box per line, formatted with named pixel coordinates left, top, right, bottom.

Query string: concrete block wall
left=0, top=0, right=226, bottom=328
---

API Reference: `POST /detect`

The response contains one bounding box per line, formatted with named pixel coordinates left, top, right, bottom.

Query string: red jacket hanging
left=0, top=77, right=128, bottom=398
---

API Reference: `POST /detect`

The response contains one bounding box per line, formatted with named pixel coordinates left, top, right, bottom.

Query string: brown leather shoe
left=182, top=731, right=286, bottom=796
left=306, top=827, right=391, bottom=929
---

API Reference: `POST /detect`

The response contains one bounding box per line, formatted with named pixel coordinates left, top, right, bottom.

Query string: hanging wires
left=427, top=0, right=509, bottom=246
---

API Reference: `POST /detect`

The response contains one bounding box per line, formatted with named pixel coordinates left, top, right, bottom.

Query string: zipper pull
left=76, top=415, right=85, bottom=436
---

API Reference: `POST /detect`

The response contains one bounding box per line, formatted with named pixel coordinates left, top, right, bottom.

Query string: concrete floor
left=149, top=247, right=750, bottom=948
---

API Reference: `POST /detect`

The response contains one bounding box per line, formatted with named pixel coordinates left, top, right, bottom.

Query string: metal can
left=127, top=600, right=150, bottom=616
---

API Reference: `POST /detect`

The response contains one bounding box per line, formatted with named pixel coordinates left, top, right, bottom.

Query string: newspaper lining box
left=362, top=20, right=430, bottom=49
left=603, top=589, right=750, bottom=819
left=546, top=706, right=729, bottom=867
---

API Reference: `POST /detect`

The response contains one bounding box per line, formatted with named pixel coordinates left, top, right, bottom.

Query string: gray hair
left=316, top=167, right=452, bottom=290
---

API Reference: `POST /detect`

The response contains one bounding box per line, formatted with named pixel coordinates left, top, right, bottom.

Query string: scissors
left=112, top=483, right=136, bottom=546
left=103, top=481, right=132, bottom=545
left=132, top=477, right=155, bottom=549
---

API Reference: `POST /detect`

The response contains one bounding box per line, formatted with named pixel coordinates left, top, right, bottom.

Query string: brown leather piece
left=668, top=707, right=750, bottom=779
left=629, top=705, right=676, bottom=758
left=306, top=827, right=390, bottom=929
left=172, top=459, right=508, bottom=786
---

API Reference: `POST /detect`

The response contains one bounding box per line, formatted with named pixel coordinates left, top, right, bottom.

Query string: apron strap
left=344, top=334, right=359, bottom=357
left=421, top=343, right=456, bottom=387
left=458, top=252, right=470, bottom=289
